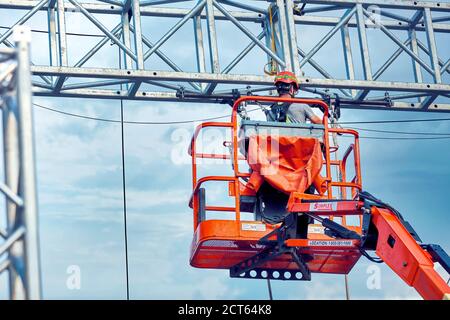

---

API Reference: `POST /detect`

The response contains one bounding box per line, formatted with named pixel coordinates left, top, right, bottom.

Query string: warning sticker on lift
left=241, top=223, right=266, bottom=232
left=309, top=202, right=337, bottom=211
left=308, top=240, right=353, bottom=247
left=308, top=225, right=325, bottom=234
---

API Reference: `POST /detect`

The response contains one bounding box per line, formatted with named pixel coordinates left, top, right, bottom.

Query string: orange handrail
left=189, top=96, right=363, bottom=230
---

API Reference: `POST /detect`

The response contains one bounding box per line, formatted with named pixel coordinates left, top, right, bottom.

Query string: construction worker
left=261, top=71, right=323, bottom=204
left=266, top=71, right=322, bottom=124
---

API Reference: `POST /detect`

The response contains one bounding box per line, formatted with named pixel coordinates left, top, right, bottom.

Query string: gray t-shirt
left=285, top=103, right=318, bottom=123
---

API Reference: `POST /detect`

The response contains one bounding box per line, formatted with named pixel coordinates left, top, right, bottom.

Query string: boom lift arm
left=359, top=192, right=450, bottom=300
left=277, top=191, right=450, bottom=300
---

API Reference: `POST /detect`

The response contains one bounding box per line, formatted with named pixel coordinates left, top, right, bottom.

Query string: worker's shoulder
left=288, top=102, right=311, bottom=109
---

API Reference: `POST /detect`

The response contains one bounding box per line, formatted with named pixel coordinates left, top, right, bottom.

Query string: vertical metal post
left=420, top=8, right=440, bottom=109
left=56, top=0, right=68, bottom=67
left=47, top=0, right=58, bottom=69
left=131, top=0, right=144, bottom=70
left=354, top=4, right=372, bottom=100
left=409, top=28, right=423, bottom=102
left=194, top=14, right=206, bottom=91
left=53, top=0, right=68, bottom=91
left=423, top=8, right=441, bottom=84
left=125, top=0, right=145, bottom=96
left=14, top=26, right=42, bottom=300
left=356, top=4, right=372, bottom=81
left=3, top=92, right=24, bottom=300
left=409, top=11, right=423, bottom=101
left=121, top=2, right=134, bottom=70
left=205, top=0, right=220, bottom=73
left=276, top=0, right=292, bottom=72
left=341, top=25, right=356, bottom=97
left=263, top=10, right=274, bottom=73
left=284, top=0, right=301, bottom=75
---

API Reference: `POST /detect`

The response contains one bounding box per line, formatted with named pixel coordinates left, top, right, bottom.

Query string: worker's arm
left=303, top=104, right=322, bottom=124
left=309, top=115, right=322, bottom=124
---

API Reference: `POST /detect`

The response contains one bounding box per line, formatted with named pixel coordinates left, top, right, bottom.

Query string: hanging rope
left=264, top=4, right=278, bottom=76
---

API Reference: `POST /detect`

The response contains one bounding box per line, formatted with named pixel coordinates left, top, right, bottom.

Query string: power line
left=348, top=126, right=450, bottom=136
left=33, top=102, right=232, bottom=124
left=33, top=102, right=450, bottom=140
left=267, top=279, right=273, bottom=300
left=339, top=117, right=450, bottom=125
left=346, top=135, right=450, bottom=140
left=0, top=26, right=105, bottom=38
left=120, top=94, right=130, bottom=301
left=118, top=50, right=130, bottom=301
left=34, top=102, right=450, bottom=127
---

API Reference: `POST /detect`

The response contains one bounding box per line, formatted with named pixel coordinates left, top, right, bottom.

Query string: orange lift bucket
left=188, top=96, right=364, bottom=280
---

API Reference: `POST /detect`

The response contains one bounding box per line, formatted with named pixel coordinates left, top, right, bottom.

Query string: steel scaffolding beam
left=0, top=26, right=42, bottom=300
left=0, top=0, right=448, bottom=110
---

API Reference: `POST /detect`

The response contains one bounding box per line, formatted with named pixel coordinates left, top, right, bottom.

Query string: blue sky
left=1, top=0, right=449, bottom=299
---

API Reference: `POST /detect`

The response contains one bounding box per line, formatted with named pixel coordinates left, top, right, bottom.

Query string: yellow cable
left=264, top=4, right=278, bottom=76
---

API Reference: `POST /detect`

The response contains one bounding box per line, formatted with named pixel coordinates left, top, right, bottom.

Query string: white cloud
left=304, top=281, right=346, bottom=300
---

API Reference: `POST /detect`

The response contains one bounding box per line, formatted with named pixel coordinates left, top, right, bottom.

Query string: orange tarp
left=242, top=135, right=326, bottom=195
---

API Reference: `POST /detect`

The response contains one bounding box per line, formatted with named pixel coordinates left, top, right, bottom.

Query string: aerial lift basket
left=188, top=96, right=450, bottom=299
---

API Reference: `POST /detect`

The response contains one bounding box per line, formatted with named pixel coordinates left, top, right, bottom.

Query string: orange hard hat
left=274, top=71, right=299, bottom=91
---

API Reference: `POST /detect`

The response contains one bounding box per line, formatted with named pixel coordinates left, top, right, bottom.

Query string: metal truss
left=0, top=0, right=449, bottom=111
left=0, top=27, right=41, bottom=300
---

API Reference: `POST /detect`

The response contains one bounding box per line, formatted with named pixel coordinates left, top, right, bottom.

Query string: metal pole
left=47, top=0, right=58, bottom=69
left=354, top=4, right=372, bottom=100
left=276, top=0, right=293, bottom=71
left=121, top=2, right=134, bottom=71
left=3, top=90, right=24, bottom=300
left=54, top=0, right=69, bottom=91
left=132, top=0, right=145, bottom=70
left=424, top=8, right=442, bottom=84
left=14, top=26, right=42, bottom=300
left=341, top=25, right=356, bottom=97
left=56, top=0, right=68, bottom=67
left=194, top=13, right=207, bottom=91
left=409, top=26, right=424, bottom=103
left=285, top=0, right=301, bottom=75
left=205, top=0, right=220, bottom=74
left=356, top=4, right=372, bottom=81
